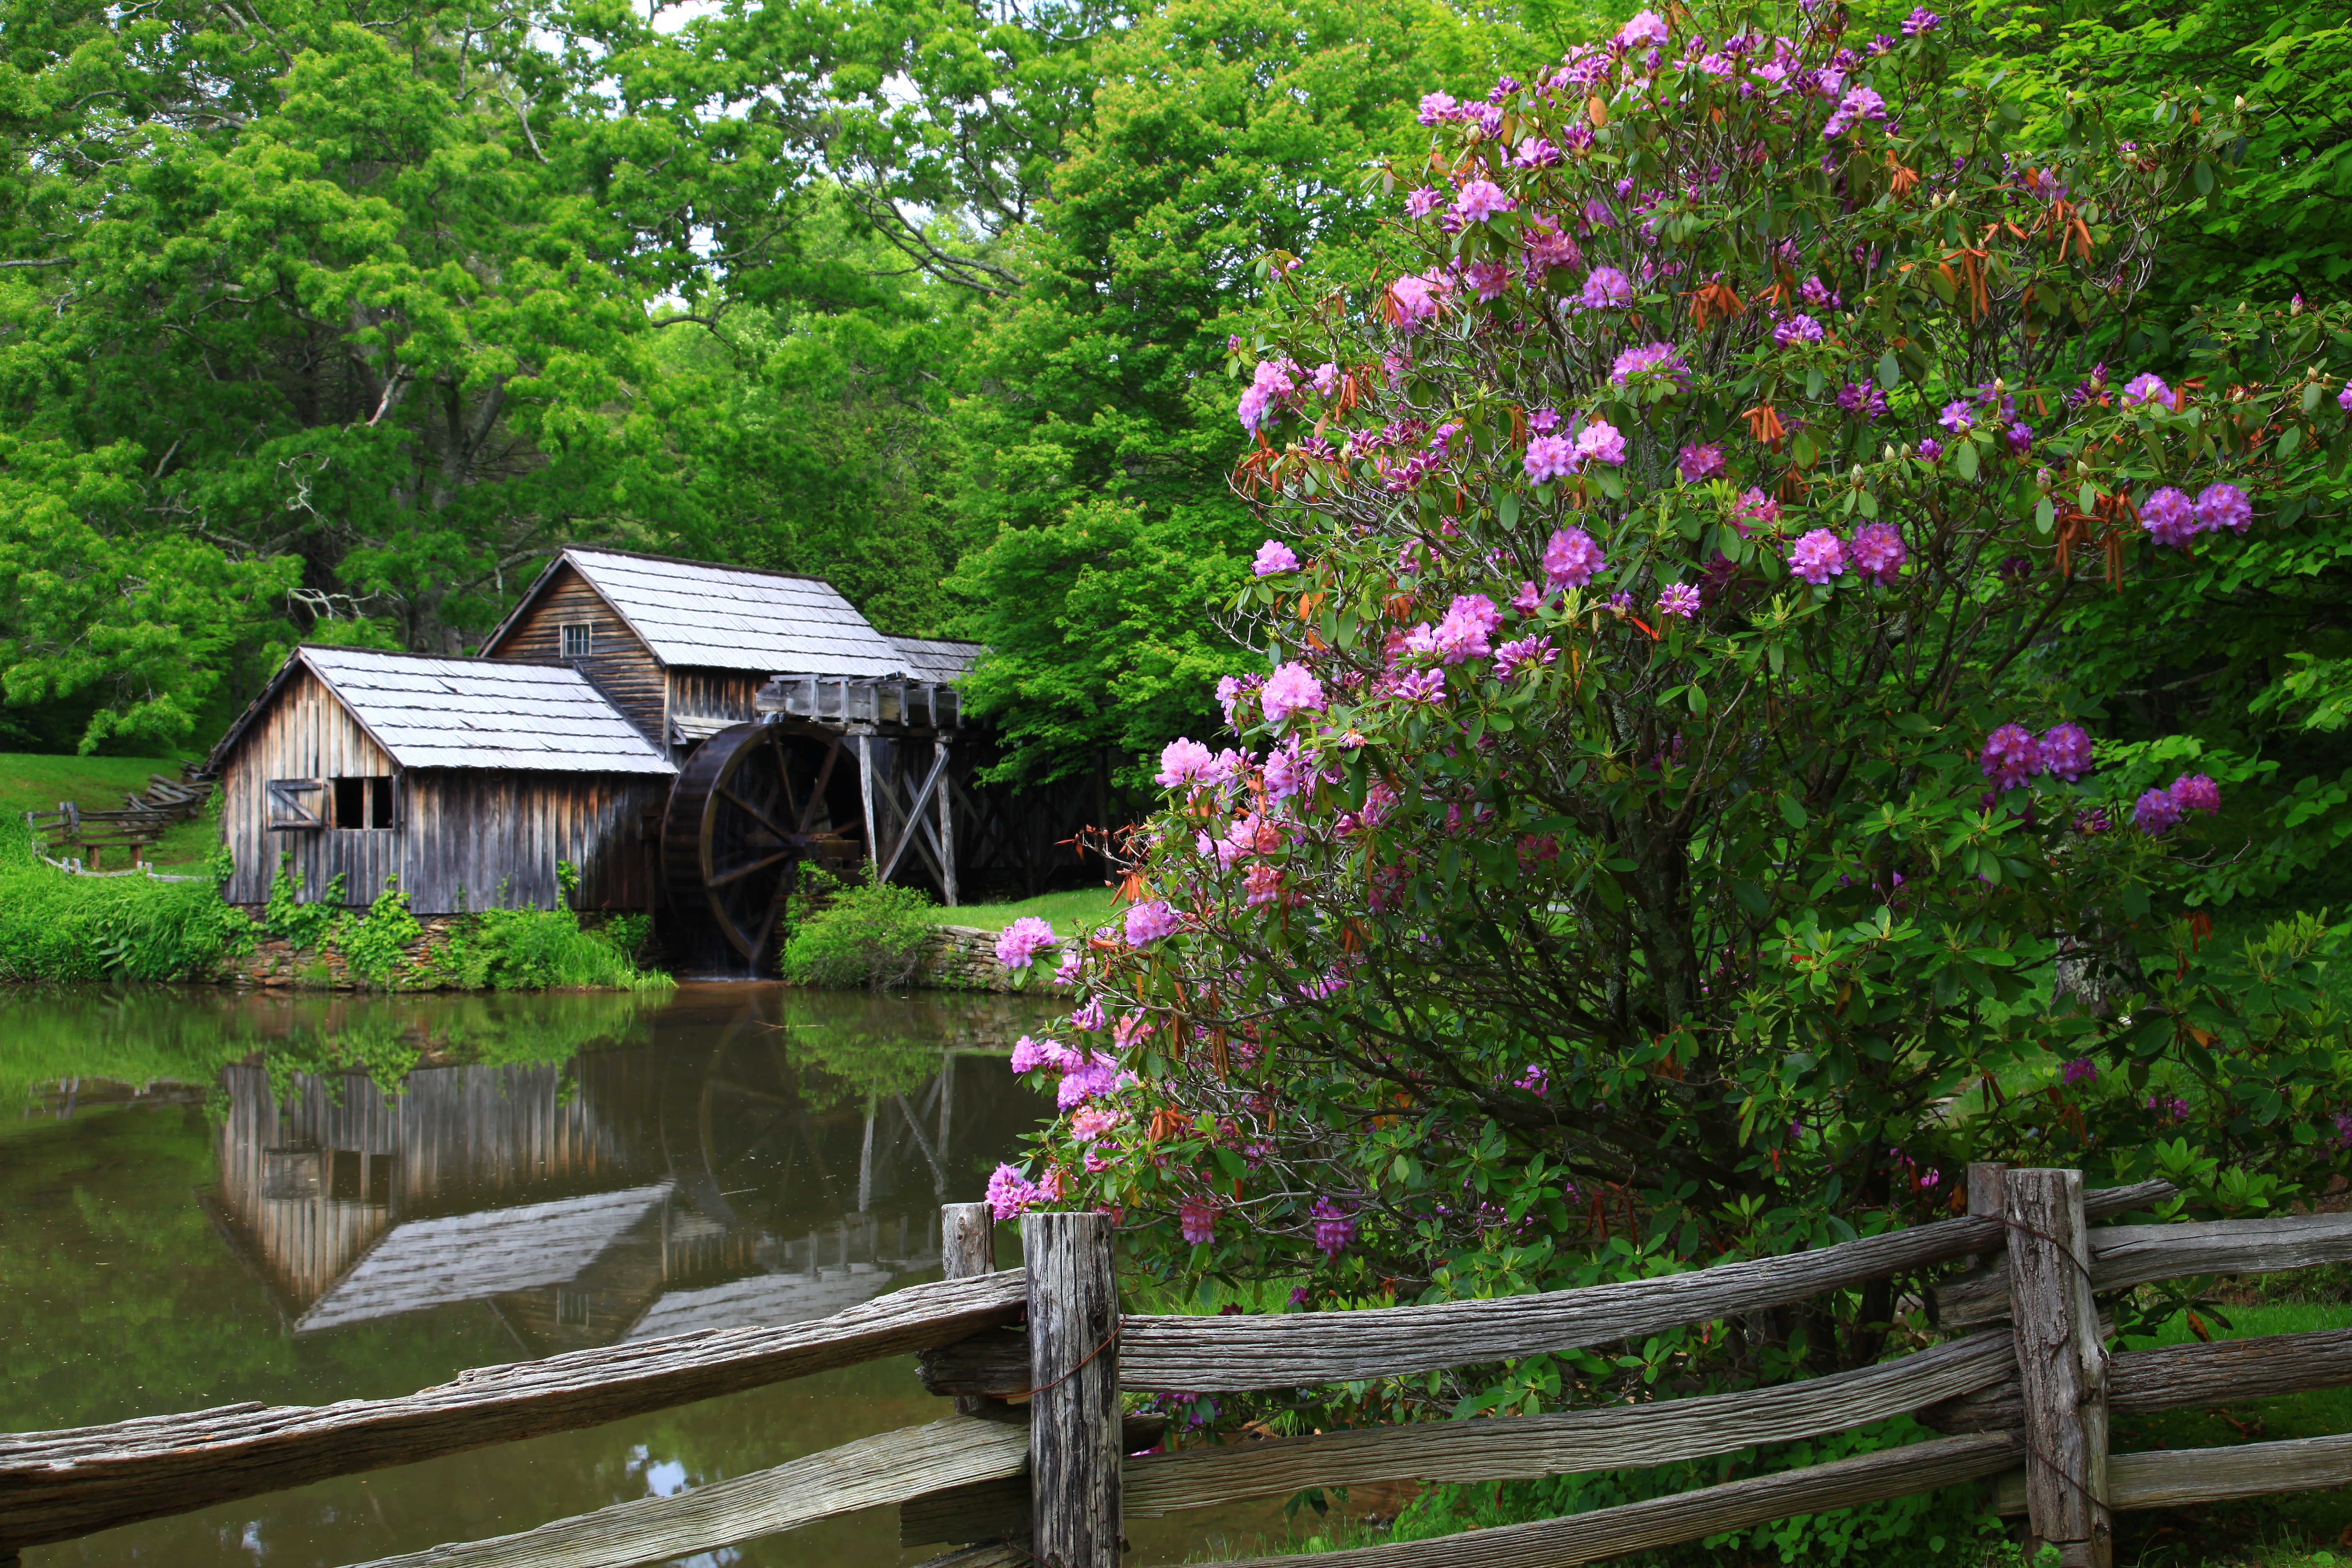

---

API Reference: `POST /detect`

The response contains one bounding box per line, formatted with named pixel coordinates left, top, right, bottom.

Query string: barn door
left=266, top=778, right=326, bottom=829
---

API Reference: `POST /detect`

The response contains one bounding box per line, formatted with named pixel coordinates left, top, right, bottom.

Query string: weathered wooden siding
left=214, top=1052, right=666, bottom=1319
left=485, top=564, right=668, bottom=743
left=220, top=668, right=401, bottom=906
left=403, top=771, right=668, bottom=913
left=668, top=668, right=765, bottom=734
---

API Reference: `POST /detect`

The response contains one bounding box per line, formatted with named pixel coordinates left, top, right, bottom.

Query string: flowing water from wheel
left=0, top=983, right=1287, bottom=1567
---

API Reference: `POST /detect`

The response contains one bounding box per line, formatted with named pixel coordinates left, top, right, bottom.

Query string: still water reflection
left=0, top=984, right=1292, bottom=1568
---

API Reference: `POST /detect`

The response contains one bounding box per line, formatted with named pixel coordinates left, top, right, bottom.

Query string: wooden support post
left=2006, top=1168, right=2110, bottom=1568
left=857, top=734, right=879, bottom=877
left=1025, top=1210, right=1120, bottom=1568
left=1966, top=1161, right=2009, bottom=1266
left=941, top=1202, right=997, bottom=1417
left=936, top=738, right=958, bottom=907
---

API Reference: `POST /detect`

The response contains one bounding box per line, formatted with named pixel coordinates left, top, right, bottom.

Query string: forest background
left=2, top=0, right=2350, bottom=887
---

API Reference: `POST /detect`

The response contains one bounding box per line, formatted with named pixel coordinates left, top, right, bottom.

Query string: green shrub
left=781, top=871, right=936, bottom=990
left=0, top=828, right=252, bottom=981
left=433, top=905, right=672, bottom=991
left=337, top=881, right=423, bottom=987
left=261, top=854, right=343, bottom=950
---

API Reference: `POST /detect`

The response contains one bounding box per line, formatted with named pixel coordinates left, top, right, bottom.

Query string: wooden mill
left=206, top=548, right=1101, bottom=962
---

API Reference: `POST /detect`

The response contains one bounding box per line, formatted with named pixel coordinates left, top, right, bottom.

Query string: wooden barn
left=206, top=549, right=1106, bottom=960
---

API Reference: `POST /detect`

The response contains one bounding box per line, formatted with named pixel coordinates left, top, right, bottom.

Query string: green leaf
left=1877, top=350, right=1901, bottom=388
left=2035, top=496, right=2055, bottom=535
left=1955, top=441, right=1980, bottom=481
left=1777, top=794, right=1808, bottom=829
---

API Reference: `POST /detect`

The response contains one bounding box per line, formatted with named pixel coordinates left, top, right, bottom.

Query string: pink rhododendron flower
left=1404, top=185, right=1444, bottom=218
left=1678, top=442, right=1726, bottom=482
left=2140, top=486, right=2198, bottom=547
left=1542, top=527, right=1608, bottom=588
left=995, top=916, right=1057, bottom=970
left=1980, top=723, right=2042, bottom=790
left=1408, top=594, right=1499, bottom=664
left=1243, top=861, right=1282, bottom=906
left=1937, top=399, right=1975, bottom=433
left=1734, top=487, right=1779, bottom=534
left=2134, top=787, right=2184, bottom=835
left=1787, top=527, right=1847, bottom=584
left=2195, top=483, right=2252, bottom=534
left=1902, top=6, right=1941, bottom=34
left=1394, top=668, right=1447, bottom=703
left=1260, top=662, right=1326, bottom=724
left=1252, top=539, right=1300, bottom=576
left=1524, top=433, right=1579, bottom=483
left=1493, top=634, right=1555, bottom=678
left=1070, top=1105, right=1123, bottom=1143
left=1609, top=341, right=1690, bottom=389
left=2170, top=773, right=2222, bottom=815
left=1070, top=998, right=1104, bottom=1031
left=1311, top=362, right=1340, bottom=396
left=1009, top=1034, right=1052, bottom=1073
left=1310, top=1197, right=1358, bottom=1256
left=1054, top=949, right=1081, bottom=987
left=1416, top=91, right=1459, bottom=125
left=1822, top=85, right=1888, bottom=137
left=1616, top=8, right=1670, bottom=45
left=2340, top=379, right=2352, bottom=413
left=1772, top=314, right=1824, bottom=347
left=1573, top=419, right=1628, bottom=465
left=1156, top=738, right=1216, bottom=788
left=987, top=1163, right=1040, bottom=1221
left=1849, top=521, right=1906, bottom=585
left=1581, top=266, right=1634, bottom=308
left=1451, top=179, right=1516, bottom=223
left=2061, top=1057, right=2097, bottom=1086
left=2121, top=372, right=2171, bottom=408
left=1389, top=273, right=1441, bottom=331
left=2040, top=722, right=2095, bottom=782
left=1657, top=582, right=1702, bottom=619
left=1261, top=738, right=1306, bottom=801
left=1124, top=900, right=1179, bottom=945
left=1179, top=1198, right=1217, bottom=1246
left=1235, top=357, right=1298, bottom=433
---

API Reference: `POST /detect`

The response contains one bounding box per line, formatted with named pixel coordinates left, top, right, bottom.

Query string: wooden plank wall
left=484, top=564, right=668, bottom=744
left=669, top=669, right=764, bottom=734
left=213, top=1052, right=666, bottom=1317
left=219, top=667, right=402, bottom=907
left=403, top=772, right=668, bottom=913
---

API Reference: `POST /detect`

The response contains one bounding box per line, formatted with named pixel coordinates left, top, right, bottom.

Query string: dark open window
left=561, top=622, right=594, bottom=660
left=330, top=776, right=394, bottom=829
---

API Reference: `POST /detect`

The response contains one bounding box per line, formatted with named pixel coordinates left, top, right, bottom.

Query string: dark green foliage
left=781, top=871, right=939, bottom=990
left=430, top=908, right=670, bottom=991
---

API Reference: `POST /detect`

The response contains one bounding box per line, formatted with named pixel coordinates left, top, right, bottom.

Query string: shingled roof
left=208, top=646, right=677, bottom=776
left=888, top=635, right=984, bottom=685
left=554, top=548, right=908, bottom=677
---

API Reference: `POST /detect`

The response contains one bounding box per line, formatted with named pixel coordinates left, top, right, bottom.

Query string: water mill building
left=204, top=549, right=1099, bottom=959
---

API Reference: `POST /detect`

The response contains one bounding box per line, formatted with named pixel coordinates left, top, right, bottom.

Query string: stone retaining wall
left=219, top=910, right=472, bottom=990
left=916, top=924, right=1061, bottom=993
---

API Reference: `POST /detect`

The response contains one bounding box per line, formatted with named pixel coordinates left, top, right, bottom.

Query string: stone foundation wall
left=916, top=924, right=1061, bottom=993
left=218, top=911, right=470, bottom=990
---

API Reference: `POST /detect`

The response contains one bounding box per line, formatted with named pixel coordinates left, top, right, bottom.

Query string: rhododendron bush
left=999, top=2, right=2352, bottom=1402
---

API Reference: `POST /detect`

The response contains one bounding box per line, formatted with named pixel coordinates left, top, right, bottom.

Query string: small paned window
left=330, top=776, right=394, bottom=829
left=557, top=1288, right=592, bottom=1327
left=561, top=622, right=594, bottom=660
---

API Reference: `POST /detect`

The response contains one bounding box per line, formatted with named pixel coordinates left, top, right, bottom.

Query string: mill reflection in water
left=208, top=987, right=1038, bottom=1357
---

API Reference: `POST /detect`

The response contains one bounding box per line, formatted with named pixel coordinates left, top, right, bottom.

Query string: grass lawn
left=944, top=885, right=1124, bottom=936
left=0, top=752, right=217, bottom=867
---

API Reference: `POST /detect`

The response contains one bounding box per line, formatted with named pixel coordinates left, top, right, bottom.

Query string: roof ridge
left=562, top=544, right=835, bottom=587
left=299, top=642, right=571, bottom=671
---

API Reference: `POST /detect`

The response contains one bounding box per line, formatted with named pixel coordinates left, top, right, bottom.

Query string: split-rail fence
left=8, top=1166, right=2352, bottom=1568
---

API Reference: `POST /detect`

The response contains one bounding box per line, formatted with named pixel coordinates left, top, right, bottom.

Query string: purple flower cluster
left=1822, top=85, right=1888, bottom=138
left=1310, top=1197, right=1358, bottom=1258
left=1542, top=526, right=1609, bottom=588
left=987, top=1163, right=1042, bottom=1220
left=1179, top=1198, right=1217, bottom=1246
left=1575, top=419, right=1629, bottom=465
left=1524, top=433, right=1578, bottom=484
left=1837, top=379, right=1887, bottom=418
left=2141, top=482, right=2254, bottom=548
left=1980, top=721, right=2098, bottom=789
left=1253, top=539, right=1300, bottom=576
left=2060, top=1057, right=2097, bottom=1087
left=1849, top=522, right=1906, bottom=585
left=1788, top=527, right=1847, bottom=584
left=1494, top=634, right=1556, bottom=678
left=1657, top=582, right=1702, bottom=619
left=1678, top=441, right=1726, bottom=482
left=2131, top=773, right=2222, bottom=835
left=2121, top=371, right=2171, bottom=409
left=1581, top=266, right=1634, bottom=309
left=1772, top=313, right=1825, bottom=347
left=995, top=916, right=1057, bottom=970
left=1124, top=900, right=1180, bottom=945
left=1261, top=662, right=1325, bottom=724
left=1609, top=340, right=1691, bottom=390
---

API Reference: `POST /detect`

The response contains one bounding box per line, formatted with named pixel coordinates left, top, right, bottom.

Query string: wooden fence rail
left=7, top=1171, right=2352, bottom=1568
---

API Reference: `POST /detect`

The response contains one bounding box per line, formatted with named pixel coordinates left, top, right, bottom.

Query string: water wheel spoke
left=717, top=785, right=794, bottom=841
left=706, top=1078, right=798, bottom=1109
left=709, top=846, right=796, bottom=889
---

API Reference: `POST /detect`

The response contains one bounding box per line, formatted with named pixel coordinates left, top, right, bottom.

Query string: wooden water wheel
left=662, top=721, right=859, bottom=961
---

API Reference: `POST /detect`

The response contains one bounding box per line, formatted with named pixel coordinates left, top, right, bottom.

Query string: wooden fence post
left=1024, top=1210, right=1120, bottom=1568
left=941, top=1202, right=995, bottom=1417
left=1966, top=1161, right=2009, bottom=1270
left=2005, top=1168, right=2111, bottom=1568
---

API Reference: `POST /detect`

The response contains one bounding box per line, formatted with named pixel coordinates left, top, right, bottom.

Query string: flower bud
left=2234, top=94, right=2247, bottom=110
left=1849, top=464, right=1865, bottom=488
left=2035, top=466, right=2054, bottom=493
left=1882, top=444, right=1897, bottom=463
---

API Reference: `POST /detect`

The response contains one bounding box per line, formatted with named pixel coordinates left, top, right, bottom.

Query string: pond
left=0, top=984, right=1284, bottom=1568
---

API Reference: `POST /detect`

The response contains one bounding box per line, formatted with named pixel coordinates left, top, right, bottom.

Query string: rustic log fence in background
left=7, top=1172, right=2352, bottom=1568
